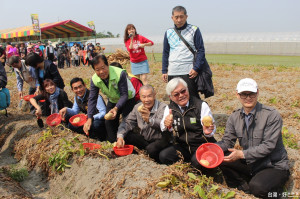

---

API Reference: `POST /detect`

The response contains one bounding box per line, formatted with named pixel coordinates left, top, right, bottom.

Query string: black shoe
left=237, top=182, right=250, bottom=194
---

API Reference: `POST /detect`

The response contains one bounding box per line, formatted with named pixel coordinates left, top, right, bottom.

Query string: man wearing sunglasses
left=217, top=78, right=289, bottom=198
left=159, top=78, right=217, bottom=175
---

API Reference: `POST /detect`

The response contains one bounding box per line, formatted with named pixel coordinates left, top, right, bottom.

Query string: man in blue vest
left=59, top=77, right=106, bottom=140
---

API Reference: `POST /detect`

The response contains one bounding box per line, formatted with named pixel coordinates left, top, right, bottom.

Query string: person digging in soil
left=85, top=55, right=136, bottom=142
left=217, top=78, right=290, bottom=198
left=25, top=52, right=65, bottom=95
left=116, top=85, right=171, bottom=162
left=59, top=77, right=107, bottom=140
left=8, top=55, right=37, bottom=112
left=30, top=79, right=72, bottom=117
left=160, top=78, right=217, bottom=176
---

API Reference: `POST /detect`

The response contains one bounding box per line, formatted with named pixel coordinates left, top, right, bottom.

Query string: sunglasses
left=239, top=92, right=257, bottom=99
left=172, top=89, right=187, bottom=98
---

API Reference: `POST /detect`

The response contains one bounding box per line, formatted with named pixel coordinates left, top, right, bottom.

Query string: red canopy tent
left=0, top=20, right=94, bottom=42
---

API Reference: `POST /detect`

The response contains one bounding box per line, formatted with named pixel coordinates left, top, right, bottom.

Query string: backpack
left=0, top=88, right=10, bottom=116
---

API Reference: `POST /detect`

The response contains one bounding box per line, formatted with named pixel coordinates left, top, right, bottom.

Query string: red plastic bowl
left=82, top=143, right=101, bottom=150
left=23, top=95, right=35, bottom=101
left=113, top=145, right=134, bottom=156
left=46, top=113, right=62, bottom=127
left=196, top=143, right=224, bottom=169
left=69, top=114, right=87, bottom=127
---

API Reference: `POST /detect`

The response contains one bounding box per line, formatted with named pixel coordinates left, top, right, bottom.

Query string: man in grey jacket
left=8, top=56, right=37, bottom=98
left=116, top=85, right=170, bottom=162
left=217, top=78, right=289, bottom=198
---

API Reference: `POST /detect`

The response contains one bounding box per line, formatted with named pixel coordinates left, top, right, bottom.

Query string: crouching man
left=217, top=78, right=289, bottom=198
left=116, top=85, right=170, bottom=162
left=59, top=77, right=107, bottom=140
left=160, top=78, right=217, bottom=173
left=8, top=55, right=37, bottom=99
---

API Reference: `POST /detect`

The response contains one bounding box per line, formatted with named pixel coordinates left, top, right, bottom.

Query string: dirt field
left=0, top=60, right=299, bottom=199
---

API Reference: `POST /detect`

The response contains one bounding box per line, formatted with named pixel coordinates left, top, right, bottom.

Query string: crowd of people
left=0, top=40, right=105, bottom=71
left=0, top=5, right=290, bottom=199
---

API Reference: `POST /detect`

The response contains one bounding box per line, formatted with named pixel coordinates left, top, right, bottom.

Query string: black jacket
left=194, top=59, right=214, bottom=98
left=0, top=62, right=7, bottom=88
left=36, top=60, right=65, bottom=90
left=169, top=96, right=216, bottom=154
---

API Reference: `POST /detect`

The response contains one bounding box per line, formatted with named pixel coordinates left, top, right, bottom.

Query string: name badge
left=190, top=117, right=196, bottom=124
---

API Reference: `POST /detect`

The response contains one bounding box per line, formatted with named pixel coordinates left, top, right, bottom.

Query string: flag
left=31, top=14, right=40, bottom=32
left=87, top=21, right=95, bottom=30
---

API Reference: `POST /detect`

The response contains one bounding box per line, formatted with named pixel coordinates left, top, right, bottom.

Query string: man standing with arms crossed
left=162, top=6, right=209, bottom=99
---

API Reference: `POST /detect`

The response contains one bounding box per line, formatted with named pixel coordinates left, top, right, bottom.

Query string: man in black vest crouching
left=160, top=77, right=217, bottom=174
left=59, top=77, right=107, bottom=140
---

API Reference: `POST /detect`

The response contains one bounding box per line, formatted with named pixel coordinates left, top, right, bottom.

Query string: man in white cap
left=217, top=78, right=290, bottom=198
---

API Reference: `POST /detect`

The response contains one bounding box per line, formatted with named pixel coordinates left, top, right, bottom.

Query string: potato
left=137, top=105, right=143, bottom=112
left=73, top=117, right=81, bottom=123
left=199, top=159, right=210, bottom=166
left=104, top=112, right=114, bottom=120
left=156, top=181, right=170, bottom=188
left=202, top=115, right=213, bottom=127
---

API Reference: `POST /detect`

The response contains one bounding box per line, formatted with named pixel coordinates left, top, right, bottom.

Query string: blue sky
left=2, top=0, right=300, bottom=38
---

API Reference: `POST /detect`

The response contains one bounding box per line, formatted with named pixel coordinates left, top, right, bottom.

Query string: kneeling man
left=217, top=78, right=289, bottom=198
left=116, top=85, right=170, bottom=162
left=160, top=78, right=216, bottom=171
left=59, top=77, right=106, bottom=140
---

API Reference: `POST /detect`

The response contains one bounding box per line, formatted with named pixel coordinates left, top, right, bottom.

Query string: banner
left=31, top=14, right=40, bottom=32
left=87, top=21, right=95, bottom=30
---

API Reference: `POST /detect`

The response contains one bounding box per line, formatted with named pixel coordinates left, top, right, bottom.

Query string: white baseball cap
left=236, top=78, right=258, bottom=93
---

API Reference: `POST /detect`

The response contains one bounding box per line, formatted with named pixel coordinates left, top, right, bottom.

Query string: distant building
left=88, top=32, right=300, bottom=56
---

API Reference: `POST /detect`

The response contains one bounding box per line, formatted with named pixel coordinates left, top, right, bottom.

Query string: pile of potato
left=107, top=49, right=130, bottom=66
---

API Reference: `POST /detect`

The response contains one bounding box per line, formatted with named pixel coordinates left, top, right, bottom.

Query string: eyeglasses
left=172, top=89, right=187, bottom=98
left=239, top=92, right=257, bottom=99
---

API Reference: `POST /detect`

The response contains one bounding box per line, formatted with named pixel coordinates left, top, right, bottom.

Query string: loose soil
left=0, top=61, right=299, bottom=199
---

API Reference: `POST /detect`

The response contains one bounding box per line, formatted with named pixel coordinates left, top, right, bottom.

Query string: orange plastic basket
left=82, top=143, right=101, bottom=150
left=113, top=145, right=134, bottom=156
left=196, top=143, right=224, bottom=168
left=69, top=114, right=87, bottom=127
left=46, top=113, right=62, bottom=127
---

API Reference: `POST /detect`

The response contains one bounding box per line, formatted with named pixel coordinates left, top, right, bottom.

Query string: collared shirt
left=243, top=108, right=256, bottom=131
left=161, top=101, right=216, bottom=137
left=67, top=91, right=106, bottom=120
left=33, top=69, right=44, bottom=87
left=148, top=99, right=160, bottom=125
left=178, top=101, right=190, bottom=113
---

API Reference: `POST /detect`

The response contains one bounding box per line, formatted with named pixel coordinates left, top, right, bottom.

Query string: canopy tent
left=0, top=20, right=94, bottom=42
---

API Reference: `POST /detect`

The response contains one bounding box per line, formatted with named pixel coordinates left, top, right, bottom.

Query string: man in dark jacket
left=160, top=78, right=216, bottom=171
left=116, top=85, right=170, bottom=162
left=217, top=78, right=289, bottom=198
left=59, top=77, right=106, bottom=140
left=25, top=52, right=65, bottom=93
left=0, top=62, right=7, bottom=88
